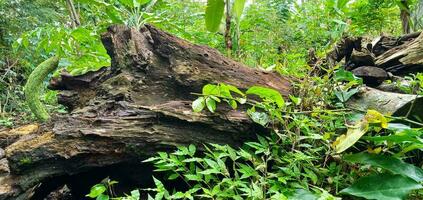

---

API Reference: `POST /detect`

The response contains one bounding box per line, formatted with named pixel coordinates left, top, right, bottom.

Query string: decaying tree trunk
left=0, top=25, right=292, bottom=199
left=324, top=31, right=423, bottom=124
left=347, top=87, right=423, bottom=121
left=375, top=33, right=423, bottom=74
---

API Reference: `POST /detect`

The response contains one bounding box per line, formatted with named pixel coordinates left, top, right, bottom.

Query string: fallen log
left=328, top=32, right=422, bottom=75
left=375, top=33, right=423, bottom=74
left=347, top=87, right=423, bottom=124
left=0, top=25, right=292, bottom=199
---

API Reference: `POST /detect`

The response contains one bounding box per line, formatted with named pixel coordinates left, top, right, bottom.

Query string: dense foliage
left=1, top=0, right=423, bottom=199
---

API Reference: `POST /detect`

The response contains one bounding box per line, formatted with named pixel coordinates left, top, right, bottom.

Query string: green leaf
left=202, top=84, right=220, bottom=95
left=246, top=86, right=285, bottom=108
left=335, top=68, right=356, bottom=82
left=206, top=97, right=217, bottom=113
left=341, top=173, right=422, bottom=200
left=247, top=110, right=270, bottom=126
left=334, top=87, right=359, bottom=103
left=228, top=100, right=237, bottom=109
left=344, top=152, right=423, bottom=182
left=130, top=190, right=140, bottom=199
left=137, top=0, right=151, bottom=6
left=289, top=95, right=301, bottom=105
left=105, top=6, right=123, bottom=24
left=168, top=173, right=179, bottom=180
left=192, top=97, right=206, bottom=112
left=289, top=189, right=317, bottom=200
left=86, top=184, right=107, bottom=198
left=224, top=84, right=244, bottom=96
left=363, top=130, right=422, bottom=144
left=96, top=194, right=109, bottom=200
left=118, top=0, right=150, bottom=8
left=205, top=0, right=225, bottom=32
left=233, top=0, right=246, bottom=20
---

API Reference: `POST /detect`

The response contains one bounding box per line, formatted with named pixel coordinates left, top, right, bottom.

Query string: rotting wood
left=0, top=24, right=292, bottom=200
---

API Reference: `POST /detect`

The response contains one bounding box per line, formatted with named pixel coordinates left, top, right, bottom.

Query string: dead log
left=347, top=87, right=423, bottom=123
left=351, top=66, right=388, bottom=87
left=0, top=25, right=291, bottom=199
left=374, top=33, right=423, bottom=74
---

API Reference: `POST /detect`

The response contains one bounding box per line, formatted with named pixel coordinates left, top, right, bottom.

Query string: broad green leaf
left=363, top=128, right=422, bottom=144
left=344, top=152, right=423, bottom=182
left=105, top=6, right=123, bottom=24
left=246, top=86, right=285, bottom=108
left=233, top=0, right=246, bottom=20
left=341, top=173, right=422, bottom=200
left=400, top=143, right=423, bottom=155
left=202, top=84, right=220, bottom=95
left=205, top=0, right=225, bottom=32
left=206, top=97, right=216, bottom=113
left=332, top=120, right=368, bottom=153
left=192, top=97, right=205, bottom=112
left=86, top=184, right=107, bottom=198
left=334, top=68, right=356, bottom=82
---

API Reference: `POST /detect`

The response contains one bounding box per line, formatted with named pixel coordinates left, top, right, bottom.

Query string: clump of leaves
left=87, top=178, right=140, bottom=200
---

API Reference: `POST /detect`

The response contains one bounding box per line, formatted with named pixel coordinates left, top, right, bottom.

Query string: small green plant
left=86, top=178, right=141, bottom=200
left=144, top=81, right=422, bottom=200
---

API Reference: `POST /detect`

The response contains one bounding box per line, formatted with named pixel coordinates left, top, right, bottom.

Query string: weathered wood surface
left=326, top=32, right=423, bottom=125
left=347, top=87, right=422, bottom=120
left=0, top=25, right=292, bottom=200
left=326, top=32, right=423, bottom=76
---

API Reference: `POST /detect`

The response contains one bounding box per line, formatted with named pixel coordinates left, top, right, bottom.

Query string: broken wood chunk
left=352, top=66, right=388, bottom=86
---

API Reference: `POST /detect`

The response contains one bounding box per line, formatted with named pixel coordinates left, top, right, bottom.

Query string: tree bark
left=0, top=25, right=292, bottom=200
left=375, top=32, right=423, bottom=74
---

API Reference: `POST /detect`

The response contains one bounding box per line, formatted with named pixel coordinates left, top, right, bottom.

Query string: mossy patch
left=24, top=56, right=60, bottom=122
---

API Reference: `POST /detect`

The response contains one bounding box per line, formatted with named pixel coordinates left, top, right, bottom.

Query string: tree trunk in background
left=65, top=0, right=80, bottom=28
left=225, top=0, right=233, bottom=54
left=0, top=24, right=292, bottom=200
left=400, top=0, right=411, bottom=34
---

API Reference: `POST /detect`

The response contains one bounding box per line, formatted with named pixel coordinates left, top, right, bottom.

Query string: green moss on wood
left=24, top=56, right=60, bottom=122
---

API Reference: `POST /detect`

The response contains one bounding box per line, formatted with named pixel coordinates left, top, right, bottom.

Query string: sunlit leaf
left=192, top=97, right=205, bottom=112
left=365, top=109, right=388, bottom=128
left=332, top=120, right=368, bottom=153
left=205, top=0, right=225, bottom=32
left=86, top=184, right=107, bottom=198
left=233, top=0, right=247, bottom=20
left=246, top=86, right=285, bottom=108
left=247, top=110, right=270, bottom=126
left=206, top=97, right=216, bottom=113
